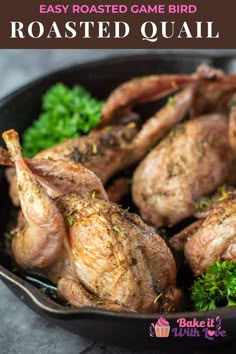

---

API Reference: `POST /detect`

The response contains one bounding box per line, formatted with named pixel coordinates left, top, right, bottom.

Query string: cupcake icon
left=154, top=317, right=170, bottom=337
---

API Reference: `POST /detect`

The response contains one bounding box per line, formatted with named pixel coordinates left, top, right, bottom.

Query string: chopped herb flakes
left=195, top=199, right=211, bottom=212
left=217, top=184, right=231, bottom=202
left=168, top=96, right=175, bottom=107
left=113, top=225, right=124, bottom=237
left=190, top=260, right=236, bottom=311
left=92, top=144, right=98, bottom=154
left=67, top=217, right=74, bottom=227
left=66, top=210, right=77, bottom=227
left=168, top=128, right=175, bottom=138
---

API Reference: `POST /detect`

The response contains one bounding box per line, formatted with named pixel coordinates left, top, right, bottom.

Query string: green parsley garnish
left=22, top=83, right=104, bottom=157
left=190, top=260, right=236, bottom=311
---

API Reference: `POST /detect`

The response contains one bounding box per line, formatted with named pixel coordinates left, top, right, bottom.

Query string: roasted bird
left=130, top=68, right=236, bottom=228
left=170, top=189, right=236, bottom=276
left=185, top=193, right=236, bottom=276
left=132, top=113, right=236, bottom=228
left=1, top=129, right=180, bottom=312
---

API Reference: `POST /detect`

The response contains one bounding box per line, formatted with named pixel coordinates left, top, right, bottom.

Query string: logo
left=149, top=317, right=170, bottom=337
left=149, top=316, right=227, bottom=340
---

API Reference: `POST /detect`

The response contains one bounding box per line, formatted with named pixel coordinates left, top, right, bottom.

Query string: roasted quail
left=132, top=113, right=236, bottom=228
left=2, top=129, right=180, bottom=313
left=170, top=190, right=236, bottom=276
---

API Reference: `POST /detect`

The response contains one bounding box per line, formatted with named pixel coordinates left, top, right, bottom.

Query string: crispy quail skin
left=132, top=114, right=236, bottom=228
left=3, top=65, right=236, bottom=311
left=1, top=129, right=180, bottom=313
left=56, top=196, right=178, bottom=312
left=185, top=194, right=236, bottom=276
left=4, top=86, right=196, bottom=207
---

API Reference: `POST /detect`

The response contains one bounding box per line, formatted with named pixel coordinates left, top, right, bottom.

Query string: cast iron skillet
left=0, top=54, right=236, bottom=351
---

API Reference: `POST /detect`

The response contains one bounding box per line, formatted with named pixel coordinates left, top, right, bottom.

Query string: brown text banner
left=0, top=0, right=235, bottom=48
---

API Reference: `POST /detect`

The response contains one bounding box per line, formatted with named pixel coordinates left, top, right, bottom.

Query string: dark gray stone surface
left=0, top=49, right=236, bottom=354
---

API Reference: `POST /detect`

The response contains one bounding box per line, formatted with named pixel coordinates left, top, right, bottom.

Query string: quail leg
left=101, top=74, right=202, bottom=124
left=2, top=129, right=66, bottom=270
left=130, top=85, right=196, bottom=161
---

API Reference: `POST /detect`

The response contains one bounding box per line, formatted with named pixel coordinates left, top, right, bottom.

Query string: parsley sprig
left=22, top=83, right=103, bottom=157
left=190, top=260, right=236, bottom=311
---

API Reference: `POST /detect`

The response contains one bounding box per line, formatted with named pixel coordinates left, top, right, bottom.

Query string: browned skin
left=132, top=114, right=236, bottom=228
left=185, top=194, right=236, bottom=276
left=229, top=105, right=236, bottom=153
left=214, top=90, right=236, bottom=114
left=28, top=159, right=108, bottom=201
left=1, top=153, right=108, bottom=206
left=36, top=123, right=138, bottom=185
left=3, top=86, right=196, bottom=207
left=57, top=278, right=133, bottom=311
left=2, top=123, right=137, bottom=206
left=56, top=195, right=179, bottom=312
left=169, top=220, right=204, bottom=252
left=101, top=64, right=234, bottom=125
left=3, top=154, right=128, bottom=205
left=130, top=85, right=197, bottom=162
left=193, top=185, right=235, bottom=219
left=170, top=185, right=236, bottom=252
left=0, top=146, right=11, bottom=165
left=101, top=74, right=204, bottom=124
left=2, top=129, right=179, bottom=313
left=36, top=87, right=196, bottom=181
left=191, top=75, right=236, bottom=117
left=106, top=177, right=130, bottom=204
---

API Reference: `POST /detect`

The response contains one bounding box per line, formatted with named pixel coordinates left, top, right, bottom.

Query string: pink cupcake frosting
left=156, top=317, right=170, bottom=327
